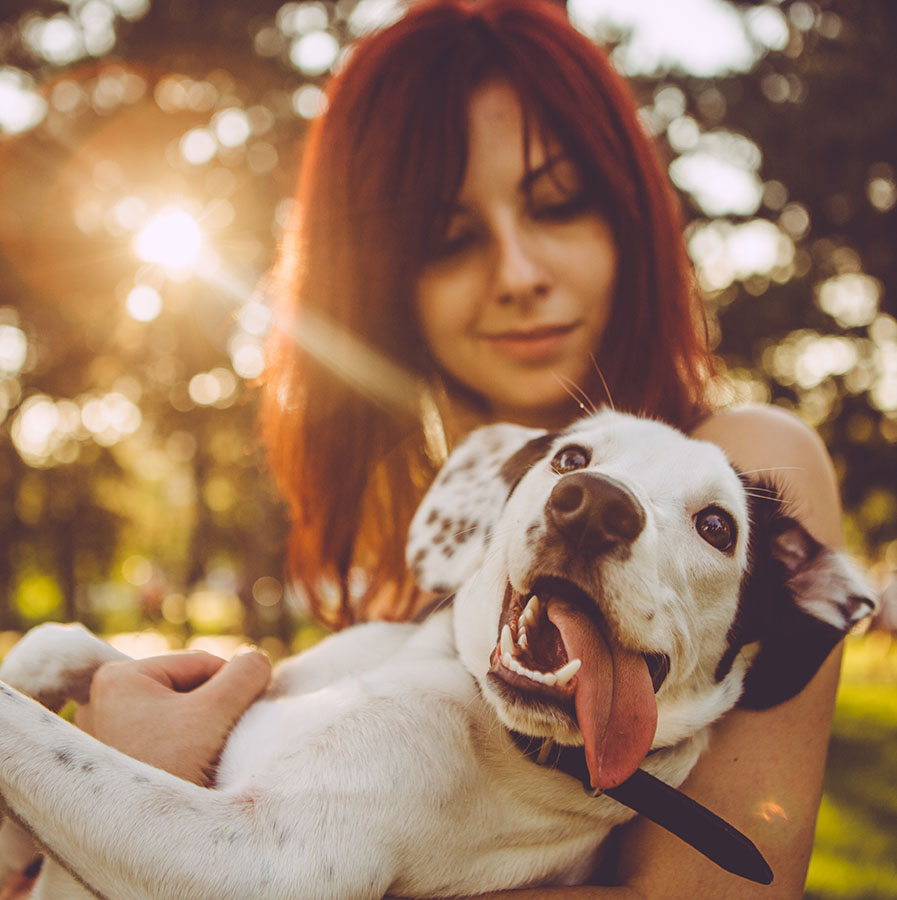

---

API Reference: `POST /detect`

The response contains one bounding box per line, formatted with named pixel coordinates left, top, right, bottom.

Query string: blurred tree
left=0, top=0, right=894, bottom=641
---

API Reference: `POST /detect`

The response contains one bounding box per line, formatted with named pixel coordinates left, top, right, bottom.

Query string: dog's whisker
left=552, top=372, right=598, bottom=415
left=589, top=353, right=615, bottom=411
left=738, top=466, right=806, bottom=477
left=742, top=491, right=782, bottom=503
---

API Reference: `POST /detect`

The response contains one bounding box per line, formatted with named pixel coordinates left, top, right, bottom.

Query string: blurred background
left=0, top=0, right=894, bottom=896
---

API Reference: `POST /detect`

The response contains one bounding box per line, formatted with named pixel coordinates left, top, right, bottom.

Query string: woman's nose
left=493, top=225, right=549, bottom=306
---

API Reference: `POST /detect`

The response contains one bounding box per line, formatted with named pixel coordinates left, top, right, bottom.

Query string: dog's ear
left=720, top=486, right=877, bottom=710
left=406, top=423, right=554, bottom=594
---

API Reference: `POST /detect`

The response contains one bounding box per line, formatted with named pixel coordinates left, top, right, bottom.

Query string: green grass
left=805, top=634, right=897, bottom=900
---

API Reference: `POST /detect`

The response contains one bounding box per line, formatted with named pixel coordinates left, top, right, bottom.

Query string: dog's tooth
left=521, top=595, right=541, bottom=629
left=502, top=651, right=513, bottom=668
left=500, top=624, right=514, bottom=658
left=553, top=658, right=582, bottom=686
left=518, top=629, right=529, bottom=651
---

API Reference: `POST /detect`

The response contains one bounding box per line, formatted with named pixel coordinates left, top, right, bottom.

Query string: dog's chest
left=213, top=614, right=480, bottom=789
left=208, top=613, right=626, bottom=895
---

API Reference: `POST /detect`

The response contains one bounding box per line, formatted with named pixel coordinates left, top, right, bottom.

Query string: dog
left=0, top=410, right=875, bottom=899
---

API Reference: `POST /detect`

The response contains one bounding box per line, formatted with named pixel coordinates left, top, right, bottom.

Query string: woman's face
left=414, top=81, right=618, bottom=428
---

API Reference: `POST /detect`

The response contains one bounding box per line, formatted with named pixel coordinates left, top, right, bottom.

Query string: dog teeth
left=498, top=594, right=581, bottom=688
left=500, top=624, right=515, bottom=658
left=553, top=658, right=581, bottom=687
left=499, top=647, right=582, bottom=689
left=519, top=594, right=541, bottom=629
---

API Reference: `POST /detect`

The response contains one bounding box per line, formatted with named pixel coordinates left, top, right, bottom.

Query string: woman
left=72, top=1, right=845, bottom=897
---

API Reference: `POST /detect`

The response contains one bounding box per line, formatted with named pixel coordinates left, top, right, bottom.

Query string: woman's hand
left=74, top=648, right=272, bottom=785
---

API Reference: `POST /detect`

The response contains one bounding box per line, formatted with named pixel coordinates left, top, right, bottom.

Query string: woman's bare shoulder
left=691, top=404, right=843, bottom=548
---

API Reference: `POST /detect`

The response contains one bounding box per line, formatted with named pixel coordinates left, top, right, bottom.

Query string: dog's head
left=407, top=410, right=876, bottom=792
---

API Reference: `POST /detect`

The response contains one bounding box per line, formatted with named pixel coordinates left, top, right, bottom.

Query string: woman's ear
left=405, top=423, right=552, bottom=595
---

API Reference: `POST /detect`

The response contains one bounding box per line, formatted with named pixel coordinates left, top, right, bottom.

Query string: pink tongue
left=547, top=598, right=657, bottom=791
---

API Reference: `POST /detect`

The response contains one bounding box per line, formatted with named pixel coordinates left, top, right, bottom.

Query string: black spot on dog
left=499, top=433, right=558, bottom=496
left=52, top=747, right=76, bottom=770
left=426, top=509, right=439, bottom=526
left=717, top=477, right=875, bottom=708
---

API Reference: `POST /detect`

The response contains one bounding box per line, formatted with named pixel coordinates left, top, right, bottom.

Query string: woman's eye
left=551, top=445, right=591, bottom=474
left=694, top=507, right=736, bottom=553
left=531, top=194, right=590, bottom=223
left=427, top=230, right=478, bottom=262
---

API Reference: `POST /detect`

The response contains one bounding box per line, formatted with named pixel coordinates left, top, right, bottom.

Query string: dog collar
left=508, top=731, right=772, bottom=885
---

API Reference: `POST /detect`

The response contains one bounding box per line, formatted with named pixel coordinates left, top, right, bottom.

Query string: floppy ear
left=721, top=487, right=877, bottom=710
left=406, top=423, right=554, bottom=595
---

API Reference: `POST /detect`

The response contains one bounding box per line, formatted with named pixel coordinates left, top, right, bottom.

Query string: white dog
left=0, top=410, right=875, bottom=900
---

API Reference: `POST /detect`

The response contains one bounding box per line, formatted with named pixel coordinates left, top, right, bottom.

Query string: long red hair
left=264, top=0, right=715, bottom=628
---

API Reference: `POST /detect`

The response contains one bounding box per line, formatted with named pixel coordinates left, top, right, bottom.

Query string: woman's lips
left=483, top=322, right=580, bottom=363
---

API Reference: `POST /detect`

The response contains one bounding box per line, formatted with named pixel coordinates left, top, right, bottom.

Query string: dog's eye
left=694, top=507, right=736, bottom=553
left=551, top=445, right=591, bottom=474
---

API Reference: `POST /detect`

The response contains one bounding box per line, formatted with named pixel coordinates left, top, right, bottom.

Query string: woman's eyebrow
left=521, top=153, right=573, bottom=190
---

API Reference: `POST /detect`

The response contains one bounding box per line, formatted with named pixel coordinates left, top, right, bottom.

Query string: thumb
left=194, top=647, right=272, bottom=723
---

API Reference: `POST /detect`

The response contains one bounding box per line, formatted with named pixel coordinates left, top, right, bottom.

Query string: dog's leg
left=0, top=624, right=128, bottom=895
left=0, top=681, right=393, bottom=900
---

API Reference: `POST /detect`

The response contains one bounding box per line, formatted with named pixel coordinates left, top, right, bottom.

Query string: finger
left=135, top=652, right=228, bottom=693
left=194, top=648, right=272, bottom=722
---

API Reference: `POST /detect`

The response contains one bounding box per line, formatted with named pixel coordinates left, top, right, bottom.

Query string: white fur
left=0, top=410, right=873, bottom=899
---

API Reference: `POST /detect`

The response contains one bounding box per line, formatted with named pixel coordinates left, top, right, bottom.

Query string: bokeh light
left=133, top=208, right=204, bottom=271
left=0, top=324, right=28, bottom=376
left=125, top=284, right=163, bottom=322
left=0, top=68, right=47, bottom=133
left=289, top=30, right=339, bottom=76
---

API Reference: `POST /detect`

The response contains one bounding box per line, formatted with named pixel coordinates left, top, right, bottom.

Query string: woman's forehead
left=458, top=81, right=569, bottom=188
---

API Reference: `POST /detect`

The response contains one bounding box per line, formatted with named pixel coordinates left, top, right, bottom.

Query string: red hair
left=264, top=0, right=715, bottom=628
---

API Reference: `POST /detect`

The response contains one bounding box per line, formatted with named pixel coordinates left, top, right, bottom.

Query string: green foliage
left=14, top=570, right=63, bottom=621
left=806, top=635, right=897, bottom=899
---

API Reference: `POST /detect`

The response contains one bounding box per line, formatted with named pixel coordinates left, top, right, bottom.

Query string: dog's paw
left=0, top=623, right=126, bottom=711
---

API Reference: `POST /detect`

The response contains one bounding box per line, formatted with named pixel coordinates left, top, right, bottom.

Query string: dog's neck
left=508, top=730, right=669, bottom=795
left=507, top=730, right=596, bottom=793
left=507, top=730, right=772, bottom=885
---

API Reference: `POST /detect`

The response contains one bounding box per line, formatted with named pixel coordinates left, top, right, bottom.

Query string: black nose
left=548, top=473, right=645, bottom=552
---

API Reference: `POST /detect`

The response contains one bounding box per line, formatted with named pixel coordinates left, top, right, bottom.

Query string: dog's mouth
left=489, top=576, right=669, bottom=792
